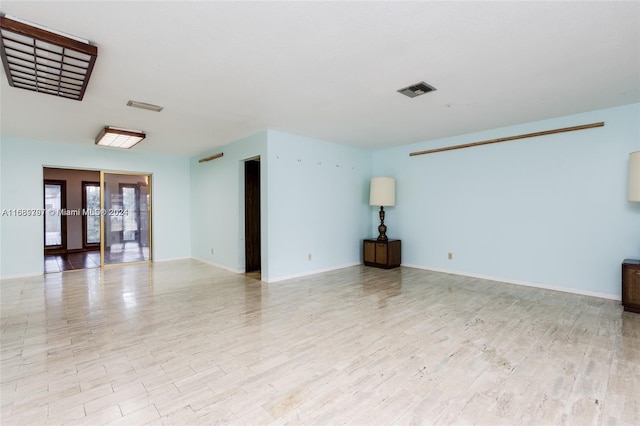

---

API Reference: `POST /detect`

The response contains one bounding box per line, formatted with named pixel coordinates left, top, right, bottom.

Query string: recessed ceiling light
left=397, top=81, right=437, bottom=98
left=95, top=126, right=146, bottom=149
left=127, top=100, right=163, bottom=112
left=0, top=14, right=98, bottom=101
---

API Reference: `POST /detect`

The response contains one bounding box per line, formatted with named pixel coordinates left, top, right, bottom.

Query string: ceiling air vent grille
left=397, top=81, right=437, bottom=98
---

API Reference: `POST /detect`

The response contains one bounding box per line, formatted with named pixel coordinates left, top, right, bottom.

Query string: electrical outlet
left=448, top=252, right=453, bottom=260
left=308, top=253, right=312, bottom=261
left=211, top=248, right=214, bottom=255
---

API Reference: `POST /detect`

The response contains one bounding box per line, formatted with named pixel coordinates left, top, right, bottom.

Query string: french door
left=101, top=172, right=152, bottom=266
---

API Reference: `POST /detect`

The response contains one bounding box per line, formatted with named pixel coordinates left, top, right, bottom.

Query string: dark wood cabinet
left=622, top=259, right=640, bottom=313
left=363, top=239, right=401, bottom=269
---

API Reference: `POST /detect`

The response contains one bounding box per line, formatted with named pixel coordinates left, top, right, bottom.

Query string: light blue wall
left=0, top=138, right=191, bottom=277
left=189, top=130, right=372, bottom=282
left=265, top=130, right=372, bottom=281
left=190, top=131, right=268, bottom=276
left=3, top=104, right=637, bottom=296
left=372, top=103, right=640, bottom=297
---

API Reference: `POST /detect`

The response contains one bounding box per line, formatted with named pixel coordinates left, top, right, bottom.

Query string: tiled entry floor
left=44, top=251, right=100, bottom=273
left=44, top=245, right=149, bottom=273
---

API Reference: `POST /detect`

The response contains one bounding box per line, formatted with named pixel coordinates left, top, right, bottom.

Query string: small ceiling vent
left=127, top=100, right=163, bottom=112
left=397, top=81, right=437, bottom=98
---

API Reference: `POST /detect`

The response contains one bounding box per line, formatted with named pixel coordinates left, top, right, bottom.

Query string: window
left=82, top=181, right=100, bottom=247
left=43, top=180, right=66, bottom=251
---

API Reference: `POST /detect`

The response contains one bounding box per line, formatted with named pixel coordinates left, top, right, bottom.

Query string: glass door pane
left=83, top=182, right=100, bottom=246
left=102, top=172, right=151, bottom=265
left=121, top=185, right=139, bottom=242
left=44, top=180, right=66, bottom=250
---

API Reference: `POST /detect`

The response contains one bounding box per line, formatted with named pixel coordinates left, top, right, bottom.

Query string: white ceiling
left=1, top=1, right=638, bottom=157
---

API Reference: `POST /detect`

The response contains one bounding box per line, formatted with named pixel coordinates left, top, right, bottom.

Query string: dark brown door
left=245, top=160, right=261, bottom=272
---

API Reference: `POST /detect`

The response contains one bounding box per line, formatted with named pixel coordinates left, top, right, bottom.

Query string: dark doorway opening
left=43, top=168, right=100, bottom=273
left=244, top=159, right=261, bottom=274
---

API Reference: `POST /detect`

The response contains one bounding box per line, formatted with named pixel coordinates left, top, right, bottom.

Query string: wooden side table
left=363, top=239, right=401, bottom=269
left=622, top=259, right=640, bottom=313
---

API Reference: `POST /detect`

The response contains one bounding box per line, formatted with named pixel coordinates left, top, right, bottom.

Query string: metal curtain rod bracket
left=409, top=122, right=605, bottom=157
left=198, top=152, right=224, bottom=163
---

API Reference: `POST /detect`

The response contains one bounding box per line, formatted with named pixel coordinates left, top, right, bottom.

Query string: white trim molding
left=401, top=263, right=621, bottom=301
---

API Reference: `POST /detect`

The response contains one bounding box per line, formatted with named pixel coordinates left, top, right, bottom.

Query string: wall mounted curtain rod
left=198, top=152, right=223, bottom=163
left=409, top=122, right=605, bottom=157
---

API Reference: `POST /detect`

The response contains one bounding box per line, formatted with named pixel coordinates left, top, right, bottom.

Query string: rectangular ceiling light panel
left=95, top=127, right=146, bottom=149
left=0, top=15, right=98, bottom=101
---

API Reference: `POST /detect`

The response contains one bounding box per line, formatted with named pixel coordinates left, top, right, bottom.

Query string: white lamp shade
left=370, top=177, right=396, bottom=206
left=630, top=151, right=640, bottom=202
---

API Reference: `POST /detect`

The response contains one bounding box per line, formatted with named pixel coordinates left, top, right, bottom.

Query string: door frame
left=243, top=157, right=261, bottom=274
left=81, top=180, right=101, bottom=249
left=100, top=170, right=153, bottom=268
left=43, top=179, right=67, bottom=254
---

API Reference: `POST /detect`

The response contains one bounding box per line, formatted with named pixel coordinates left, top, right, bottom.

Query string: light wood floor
left=1, top=260, right=638, bottom=425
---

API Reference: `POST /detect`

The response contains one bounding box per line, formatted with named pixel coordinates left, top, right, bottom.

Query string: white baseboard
left=192, top=257, right=244, bottom=274
left=0, top=271, right=42, bottom=280
left=265, top=262, right=361, bottom=283
left=153, top=257, right=192, bottom=263
left=192, top=258, right=360, bottom=282
left=401, top=263, right=621, bottom=301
